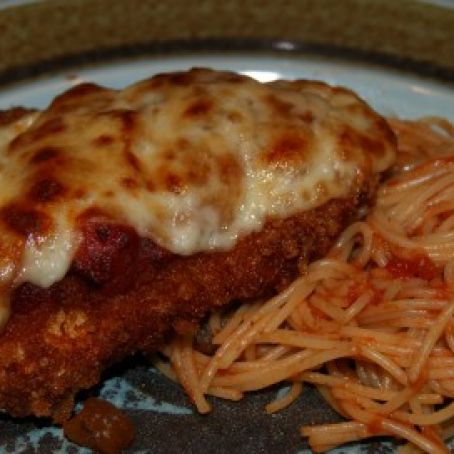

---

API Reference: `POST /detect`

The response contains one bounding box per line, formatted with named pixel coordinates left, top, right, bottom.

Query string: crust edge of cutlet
left=0, top=177, right=378, bottom=422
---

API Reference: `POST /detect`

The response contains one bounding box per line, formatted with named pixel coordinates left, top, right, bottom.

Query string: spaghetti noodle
left=156, top=116, right=454, bottom=453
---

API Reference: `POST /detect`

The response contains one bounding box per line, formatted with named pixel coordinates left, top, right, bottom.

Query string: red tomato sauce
left=385, top=254, right=438, bottom=280
left=63, top=398, right=135, bottom=454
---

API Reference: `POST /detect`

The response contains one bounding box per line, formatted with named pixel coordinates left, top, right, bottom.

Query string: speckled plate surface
left=0, top=1, right=453, bottom=453
left=0, top=51, right=452, bottom=453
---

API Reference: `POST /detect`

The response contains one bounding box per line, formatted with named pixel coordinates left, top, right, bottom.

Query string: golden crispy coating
left=0, top=187, right=373, bottom=422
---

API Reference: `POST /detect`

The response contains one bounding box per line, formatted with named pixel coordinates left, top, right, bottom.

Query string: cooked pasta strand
left=156, top=117, right=454, bottom=453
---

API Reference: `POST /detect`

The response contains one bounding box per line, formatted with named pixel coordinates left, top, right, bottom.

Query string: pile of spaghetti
left=156, top=117, right=454, bottom=453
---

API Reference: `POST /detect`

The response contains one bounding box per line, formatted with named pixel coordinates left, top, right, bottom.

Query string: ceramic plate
left=0, top=52, right=453, bottom=453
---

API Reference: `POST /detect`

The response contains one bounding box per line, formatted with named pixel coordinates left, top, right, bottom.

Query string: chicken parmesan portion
left=0, top=68, right=396, bottom=420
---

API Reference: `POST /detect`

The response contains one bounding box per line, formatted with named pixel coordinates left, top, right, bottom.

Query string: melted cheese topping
left=0, top=68, right=396, bottom=291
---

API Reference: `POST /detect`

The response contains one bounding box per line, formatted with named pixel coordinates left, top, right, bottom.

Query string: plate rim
left=0, top=39, right=453, bottom=89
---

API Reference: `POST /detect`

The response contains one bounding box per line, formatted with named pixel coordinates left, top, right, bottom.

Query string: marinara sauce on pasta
left=156, top=117, right=454, bottom=454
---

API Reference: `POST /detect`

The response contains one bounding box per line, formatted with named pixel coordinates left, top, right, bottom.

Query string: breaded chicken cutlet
left=0, top=68, right=396, bottom=422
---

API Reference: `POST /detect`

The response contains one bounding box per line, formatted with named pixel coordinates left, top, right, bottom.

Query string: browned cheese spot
left=148, top=68, right=245, bottom=90
left=183, top=99, right=213, bottom=117
left=145, top=76, right=165, bottom=90
left=164, top=71, right=196, bottom=86
left=298, top=111, right=314, bottom=124
left=0, top=107, right=36, bottom=126
left=29, top=147, right=61, bottom=164
left=119, top=109, right=137, bottom=133
left=339, top=126, right=385, bottom=161
left=145, top=181, right=155, bottom=192
left=1, top=204, right=51, bottom=237
left=153, top=141, right=211, bottom=193
left=262, top=129, right=309, bottom=169
left=123, top=150, right=141, bottom=173
left=226, top=111, right=243, bottom=123
left=50, top=83, right=117, bottom=118
left=28, top=178, right=66, bottom=204
left=163, top=149, right=176, bottom=161
left=169, top=72, right=196, bottom=85
left=50, top=83, right=105, bottom=109
left=33, top=118, right=66, bottom=139
left=164, top=172, right=184, bottom=194
left=10, top=117, right=66, bottom=150
left=121, top=177, right=139, bottom=191
left=374, top=117, right=398, bottom=153
left=182, top=150, right=211, bottom=187
left=200, top=67, right=243, bottom=84
left=74, top=189, right=86, bottom=199
left=92, top=135, right=115, bottom=147
left=177, top=138, right=191, bottom=151
left=185, top=168, right=208, bottom=187
left=218, top=152, right=242, bottom=186
left=264, top=94, right=294, bottom=116
left=115, top=111, right=138, bottom=168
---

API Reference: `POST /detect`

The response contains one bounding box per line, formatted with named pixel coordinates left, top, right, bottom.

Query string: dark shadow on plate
left=0, top=353, right=401, bottom=453
left=0, top=39, right=453, bottom=89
